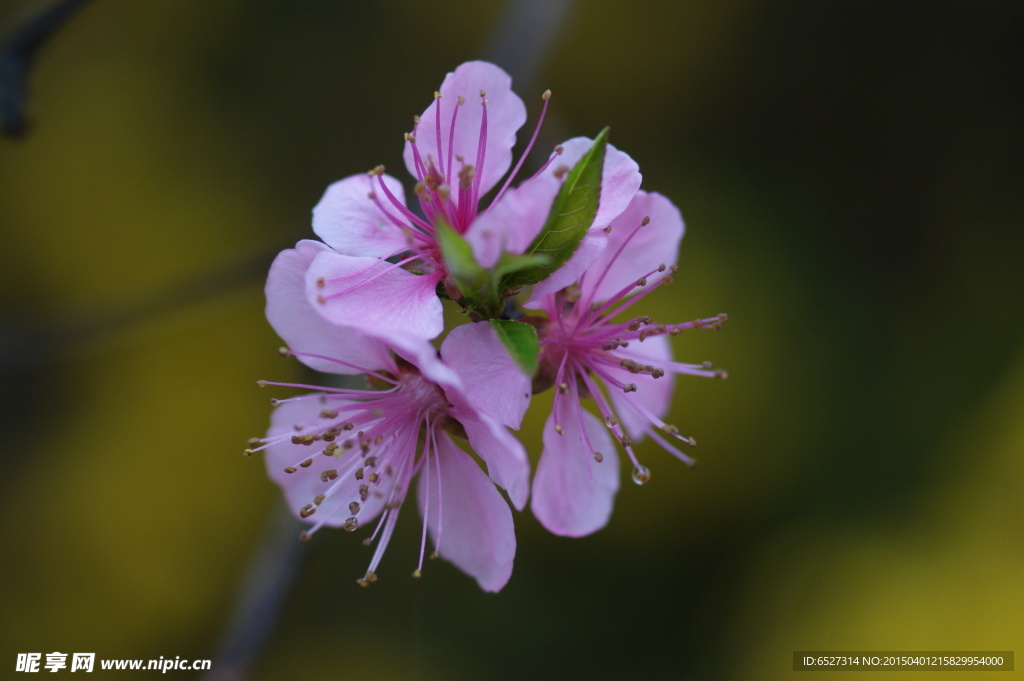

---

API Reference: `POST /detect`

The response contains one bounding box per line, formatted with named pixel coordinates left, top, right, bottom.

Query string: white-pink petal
left=582, top=190, right=685, bottom=303
left=265, top=399, right=392, bottom=528
left=265, top=241, right=392, bottom=374
left=606, top=334, right=675, bottom=440
left=312, top=173, right=412, bottom=258
left=418, top=433, right=516, bottom=592
left=403, top=61, right=527, bottom=203
left=524, top=229, right=609, bottom=305
left=305, top=250, right=444, bottom=344
left=440, top=322, right=531, bottom=430
left=465, top=175, right=555, bottom=268
left=458, top=411, right=531, bottom=511
left=531, top=396, right=620, bottom=537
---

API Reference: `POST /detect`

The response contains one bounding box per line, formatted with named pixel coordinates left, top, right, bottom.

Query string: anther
left=348, top=501, right=361, bottom=515
left=430, top=551, right=440, bottom=560
left=594, top=452, right=605, bottom=463
left=542, top=89, right=552, bottom=101
left=269, top=398, right=280, bottom=407
left=662, top=424, right=679, bottom=435
left=299, top=458, right=313, bottom=468
left=342, top=517, right=358, bottom=532
left=243, top=449, right=253, bottom=456
left=434, top=91, right=442, bottom=99
left=356, top=571, right=377, bottom=587
left=320, top=470, right=338, bottom=482
left=658, top=264, right=666, bottom=272
left=354, top=468, right=364, bottom=480
left=404, top=133, right=416, bottom=142
left=298, top=531, right=311, bottom=543
left=555, top=424, right=564, bottom=435
left=623, top=383, right=637, bottom=393
left=313, top=494, right=325, bottom=506
left=368, top=165, right=385, bottom=176
left=284, top=466, right=297, bottom=474
left=299, top=504, right=316, bottom=519
left=553, top=165, right=570, bottom=179
left=277, top=346, right=291, bottom=357
left=256, top=380, right=267, bottom=388
left=641, top=216, right=651, bottom=226
left=364, top=456, right=378, bottom=467
left=412, top=569, right=422, bottom=578
left=717, top=313, right=729, bottom=322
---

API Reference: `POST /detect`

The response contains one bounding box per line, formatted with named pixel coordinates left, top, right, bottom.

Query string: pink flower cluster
left=247, top=62, right=727, bottom=592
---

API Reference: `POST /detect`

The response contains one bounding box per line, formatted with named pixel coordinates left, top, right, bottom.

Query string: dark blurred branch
left=1, top=0, right=93, bottom=138
left=0, top=239, right=293, bottom=375
left=205, top=503, right=306, bottom=681
left=483, top=0, right=576, bottom=95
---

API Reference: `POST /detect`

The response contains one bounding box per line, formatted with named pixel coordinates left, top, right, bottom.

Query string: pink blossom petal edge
left=440, top=322, right=531, bottom=429
left=417, top=432, right=516, bottom=592
left=403, top=61, right=526, bottom=202
left=305, top=250, right=444, bottom=345
left=265, top=241, right=392, bottom=373
left=312, top=173, right=411, bottom=258
left=531, top=394, right=620, bottom=537
left=582, top=190, right=685, bottom=303
left=457, top=410, right=531, bottom=511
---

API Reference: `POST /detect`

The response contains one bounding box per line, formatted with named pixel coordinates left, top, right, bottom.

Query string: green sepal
left=500, top=128, right=608, bottom=289
left=489, top=319, right=540, bottom=376
left=435, top=217, right=488, bottom=294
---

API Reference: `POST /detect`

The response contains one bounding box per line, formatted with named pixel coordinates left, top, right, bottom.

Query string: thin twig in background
left=483, top=0, right=576, bottom=95
left=204, top=504, right=306, bottom=681
left=0, top=0, right=93, bottom=138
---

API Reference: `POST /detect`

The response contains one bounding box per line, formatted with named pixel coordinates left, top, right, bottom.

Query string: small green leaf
left=501, top=128, right=608, bottom=289
left=435, top=218, right=487, bottom=293
left=489, top=319, right=540, bottom=376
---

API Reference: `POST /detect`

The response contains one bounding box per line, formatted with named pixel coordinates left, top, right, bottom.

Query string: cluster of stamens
left=539, top=213, right=729, bottom=484
left=245, top=349, right=452, bottom=586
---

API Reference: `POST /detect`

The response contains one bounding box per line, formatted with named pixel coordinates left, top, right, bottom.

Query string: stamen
left=493, top=88, right=552, bottom=205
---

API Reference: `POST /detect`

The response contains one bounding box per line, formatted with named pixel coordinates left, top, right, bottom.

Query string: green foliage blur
left=1, top=1, right=1022, bottom=679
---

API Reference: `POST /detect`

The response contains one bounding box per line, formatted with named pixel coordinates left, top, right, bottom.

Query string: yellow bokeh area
left=1, top=2, right=1022, bottom=680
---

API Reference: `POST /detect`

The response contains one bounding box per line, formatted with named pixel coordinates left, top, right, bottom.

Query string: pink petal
left=524, top=229, right=609, bottom=305
left=265, top=399, right=392, bottom=528
left=403, top=61, right=527, bottom=201
left=305, top=250, right=444, bottom=344
left=265, top=241, right=392, bottom=374
left=531, top=395, right=620, bottom=537
left=465, top=176, right=556, bottom=268
left=582, top=190, right=685, bottom=303
left=607, top=334, right=675, bottom=440
left=312, top=173, right=412, bottom=258
left=417, top=432, right=516, bottom=592
left=458, top=411, right=531, bottom=511
left=440, top=322, right=531, bottom=429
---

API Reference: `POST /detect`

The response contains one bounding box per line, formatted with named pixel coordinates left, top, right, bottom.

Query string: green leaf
left=501, top=128, right=608, bottom=289
left=489, top=319, right=540, bottom=376
left=435, top=217, right=487, bottom=293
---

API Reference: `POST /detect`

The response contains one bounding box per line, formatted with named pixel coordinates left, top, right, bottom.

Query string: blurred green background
left=2, top=1, right=1022, bottom=679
